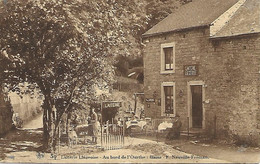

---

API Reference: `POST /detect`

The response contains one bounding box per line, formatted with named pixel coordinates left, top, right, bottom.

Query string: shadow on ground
left=0, top=128, right=43, bottom=160
left=133, top=135, right=260, bottom=163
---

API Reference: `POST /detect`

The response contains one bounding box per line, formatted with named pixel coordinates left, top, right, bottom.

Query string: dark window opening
left=164, top=86, right=174, bottom=114
left=164, top=47, right=173, bottom=70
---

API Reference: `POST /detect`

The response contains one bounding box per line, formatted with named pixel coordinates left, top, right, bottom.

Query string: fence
left=126, top=118, right=190, bottom=141
left=127, top=116, right=219, bottom=141
left=101, top=123, right=124, bottom=150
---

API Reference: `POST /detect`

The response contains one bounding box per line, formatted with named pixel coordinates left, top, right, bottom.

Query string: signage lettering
left=146, top=98, right=155, bottom=102
left=184, top=65, right=198, bottom=76
left=103, top=102, right=122, bottom=108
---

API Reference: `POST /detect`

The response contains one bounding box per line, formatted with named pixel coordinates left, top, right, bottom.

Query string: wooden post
left=156, top=129, right=158, bottom=143
left=101, top=101, right=103, bottom=148
left=123, top=119, right=125, bottom=147
left=214, top=115, right=217, bottom=139
left=107, top=121, right=109, bottom=150
left=187, top=116, right=190, bottom=140
left=104, top=127, right=107, bottom=149
left=134, top=93, right=137, bottom=114
left=58, top=124, right=60, bottom=153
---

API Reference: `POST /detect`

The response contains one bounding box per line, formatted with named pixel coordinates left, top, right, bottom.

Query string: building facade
left=143, top=0, right=260, bottom=145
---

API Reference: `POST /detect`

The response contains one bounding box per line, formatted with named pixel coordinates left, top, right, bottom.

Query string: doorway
left=191, top=85, right=203, bottom=128
left=187, top=81, right=205, bottom=129
left=102, top=107, right=118, bottom=124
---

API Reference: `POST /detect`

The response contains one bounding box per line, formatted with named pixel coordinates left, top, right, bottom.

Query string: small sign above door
left=184, top=65, right=198, bottom=76
left=145, top=98, right=155, bottom=102
left=103, top=102, right=122, bottom=108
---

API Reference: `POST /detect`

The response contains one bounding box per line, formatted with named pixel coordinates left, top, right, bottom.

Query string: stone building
left=142, top=0, right=260, bottom=145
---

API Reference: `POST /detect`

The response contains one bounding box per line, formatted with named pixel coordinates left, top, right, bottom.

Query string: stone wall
left=143, top=27, right=260, bottom=145
left=143, top=27, right=211, bottom=129
left=206, top=35, right=260, bottom=145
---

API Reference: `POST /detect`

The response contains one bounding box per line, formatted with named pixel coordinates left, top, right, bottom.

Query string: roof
left=143, top=0, right=239, bottom=37
left=212, top=0, right=260, bottom=38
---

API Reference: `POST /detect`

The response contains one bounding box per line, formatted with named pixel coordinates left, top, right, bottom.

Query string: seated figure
left=166, top=115, right=182, bottom=140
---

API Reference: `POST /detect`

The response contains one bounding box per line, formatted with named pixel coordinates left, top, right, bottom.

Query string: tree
left=110, top=0, right=191, bottom=67
left=0, top=0, right=192, bottom=151
left=112, top=0, right=191, bottom=83
left=0, top=0, right=126, bottom=151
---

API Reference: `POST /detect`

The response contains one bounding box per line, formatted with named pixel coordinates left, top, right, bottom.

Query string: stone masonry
left=143, top=27, right=260, bottom=145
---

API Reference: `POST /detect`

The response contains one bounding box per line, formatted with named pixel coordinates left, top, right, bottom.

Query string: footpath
left=1, top=113, right=259, bottom=163
left=136, top=135, right=260, bottom=163
left=170, top=139, right=260, bottom=163
left=1, top=135, right=229, bottom=163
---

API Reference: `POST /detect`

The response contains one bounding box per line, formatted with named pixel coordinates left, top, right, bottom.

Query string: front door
left=191, top=85, right=203, bottom=128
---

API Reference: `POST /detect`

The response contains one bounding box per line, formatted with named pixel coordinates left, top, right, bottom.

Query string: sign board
left=145, top=98, right=155, bottom=102
left=103, top=101, right=122, bottom=108
left=184, top=65, right=198, bottom=76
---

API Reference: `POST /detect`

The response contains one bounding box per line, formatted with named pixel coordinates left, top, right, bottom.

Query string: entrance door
left=191, top=85, right=203, bottom=128
left=102, top=107, right=118, bottom=124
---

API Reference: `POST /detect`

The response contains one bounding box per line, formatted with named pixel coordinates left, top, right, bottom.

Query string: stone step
left=181, top=131, right=202, bottom=134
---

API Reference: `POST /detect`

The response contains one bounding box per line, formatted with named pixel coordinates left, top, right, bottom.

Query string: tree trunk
left=48, top=107, right=54, bottom=152
left=50, top=105, right=64, bottom=152
left=42, top=96, right=71, bottom=152
left=42, top=98, right=56, bottom=152
left=42, top=107, right=49, bottom=150
left=66, top=112, right=71, bottom=144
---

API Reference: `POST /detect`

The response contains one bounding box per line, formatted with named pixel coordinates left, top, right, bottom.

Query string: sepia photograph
left=0, top=0, right=259, bottom=163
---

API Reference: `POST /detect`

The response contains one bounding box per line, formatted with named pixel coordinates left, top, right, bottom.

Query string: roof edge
left=209, top=31, right=260, bottom=40
left=142, top=24, right=210, bottom=38
left=210, top=0, right=246, bottom=37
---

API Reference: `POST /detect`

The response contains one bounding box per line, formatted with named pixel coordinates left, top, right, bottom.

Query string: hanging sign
left=103, top=101, right=122, bottom=108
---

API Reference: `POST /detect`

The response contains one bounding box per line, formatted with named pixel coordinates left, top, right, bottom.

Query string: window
left=161, top=43, right=175, bottom=74
left=161, top=82, right=175, bottom=117
left=164, top=86, right=173, bottom=114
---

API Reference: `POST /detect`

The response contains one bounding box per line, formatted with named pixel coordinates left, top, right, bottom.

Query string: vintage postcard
left=0, top=0, right=259, bottom=163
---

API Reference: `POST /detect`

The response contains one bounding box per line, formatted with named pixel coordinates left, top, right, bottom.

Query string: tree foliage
left=112, top=0, right=191, bottom=80
left=0, top=0, right=191, bottom=150
left=0, top=0, right=130, bottom=150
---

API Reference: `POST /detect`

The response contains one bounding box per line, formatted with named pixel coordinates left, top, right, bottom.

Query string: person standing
left=91, top=108, right=99, bottom=144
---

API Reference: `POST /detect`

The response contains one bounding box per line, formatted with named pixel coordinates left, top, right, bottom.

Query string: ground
left=0, top=113, right=259, bottom=163
left=136, top=135, right=260, bottom=163
left=169, top=139, right=260, bottom=163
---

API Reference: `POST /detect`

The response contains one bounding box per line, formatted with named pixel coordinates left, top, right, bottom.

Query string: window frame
left=161, top=42, right=175, bottom=74
left=161, top=82, right=176, bottom=117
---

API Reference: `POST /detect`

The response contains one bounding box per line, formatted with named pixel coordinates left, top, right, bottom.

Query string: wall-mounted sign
left=103, top=102, right=122, bottom=108
left=184, top=65, right=198, bottom=76
left=146, top=98, right=155, bottom=102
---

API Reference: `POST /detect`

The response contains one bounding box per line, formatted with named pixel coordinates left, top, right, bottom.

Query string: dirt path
left=23, top=112, right=43, bottom=129
left=0, top=128, right=43, bottom=161
left=131, top=135, right=260, bottom=163
left=1, top=135, right=229, bottom=163
left=175, top=141, right=260, bottom=163
left=0, top=114, right=245, bottom=163
left=0, top=112, right=43, bottom=161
